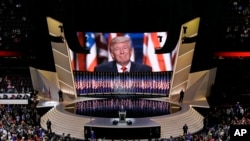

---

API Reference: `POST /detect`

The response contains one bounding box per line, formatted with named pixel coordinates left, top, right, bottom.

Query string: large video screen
left=70, top=32, right=178, bottom=96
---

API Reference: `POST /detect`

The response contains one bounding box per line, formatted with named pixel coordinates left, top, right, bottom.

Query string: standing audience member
left=169, top=136, right=174, bottom=141
left=179, top=89, right=185, bottom=103
left=58, top=89, right=64, bottom=102
left=91, top=130, right=95, bottom=141
left=46, top=119, right=52, bottom=133
left=235, top=101, right=241, bottom=117
left=183, top=123, right=188, bottom=136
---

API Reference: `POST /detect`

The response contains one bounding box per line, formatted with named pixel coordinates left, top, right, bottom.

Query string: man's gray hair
left=110, top=36, right=132, bottom=51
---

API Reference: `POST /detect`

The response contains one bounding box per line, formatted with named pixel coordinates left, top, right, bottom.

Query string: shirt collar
left=117, top=62, right=131, bottom=72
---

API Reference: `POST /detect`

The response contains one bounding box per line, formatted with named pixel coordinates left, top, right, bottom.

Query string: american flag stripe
left=156, top=32, right=173, bottom=71
left=69, top=49, right=75, bottom=70
left=144, top=32, right=161, bottom=71
left=143, top=33, right=151, bottom=66
left=76, top=32, right=86, bottom=71
left=95, top=33, right=108, bottom=58
left=143, top=32, right=173, bottom=72
left=86, top=33, right=98, bottom=71
left=151, top=32, right=167, bottom=71
left=76, top=53, right=86, bottom=71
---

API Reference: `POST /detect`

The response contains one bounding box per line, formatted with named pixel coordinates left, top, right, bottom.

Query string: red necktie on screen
left=121, top=66, right=127, bottom=72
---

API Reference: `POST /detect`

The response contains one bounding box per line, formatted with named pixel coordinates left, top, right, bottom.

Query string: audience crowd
left=0, top=69, right=77, bottom=141
left=1, top=99, right=249, bottom=141
left=0, top=96, right=76, bottom=140
left=1, top=69, right=250, bottom=141
left=169, top=102, right=250, bottom=141
left=0, top=69, right=33, bottom=94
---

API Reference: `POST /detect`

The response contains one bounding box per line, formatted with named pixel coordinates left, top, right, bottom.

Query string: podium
left=119, top=111, right=126, bottom=122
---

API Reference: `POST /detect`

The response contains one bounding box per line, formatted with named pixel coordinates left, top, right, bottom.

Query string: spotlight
left=126, top=120, right=132, bottom=125
left=113, top=120, right=118, bottom=125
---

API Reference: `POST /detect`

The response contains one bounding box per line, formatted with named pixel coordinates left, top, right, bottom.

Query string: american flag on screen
left=70, top=32, right=106, bottom=71
left=85, top=32, right=98, bottom=71
left=70, top=32, right=178, bottom=72
left=95, top=33, right=108, bottom=61
left=71, top=32, right=87, bottom=71
left=143, top=32, right=173, bottom=72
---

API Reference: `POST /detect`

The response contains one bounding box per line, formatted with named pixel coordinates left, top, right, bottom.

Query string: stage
left=39, top=96, right=205, bottom=140
left=84, top=117, right=161, bottom=139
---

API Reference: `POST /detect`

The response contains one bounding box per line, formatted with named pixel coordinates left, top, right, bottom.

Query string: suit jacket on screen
left=94, top=61, right=152, bottom=72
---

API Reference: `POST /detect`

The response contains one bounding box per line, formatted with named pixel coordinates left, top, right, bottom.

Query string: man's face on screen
left=111, top=41, right=132, bottom=66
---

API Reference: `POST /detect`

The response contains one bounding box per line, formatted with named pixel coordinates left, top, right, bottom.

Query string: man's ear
left=110, top=52, right=115, bottom=59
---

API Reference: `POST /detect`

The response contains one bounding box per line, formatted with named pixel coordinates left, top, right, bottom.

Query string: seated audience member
left=23, top=93, right=29, bottom=99
left=16, top=94, right=22, bottom=99
left=3, top=94, right=8, bottom=99
left=0, top=87, right=4, bottom=93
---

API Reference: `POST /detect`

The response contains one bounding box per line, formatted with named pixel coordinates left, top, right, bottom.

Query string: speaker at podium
left=119, top=105, right=126, bottom=122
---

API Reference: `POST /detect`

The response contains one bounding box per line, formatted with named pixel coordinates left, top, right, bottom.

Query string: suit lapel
left=130, top=62, right=136, bottom=72
left=112, top=61, right=119, bottom=72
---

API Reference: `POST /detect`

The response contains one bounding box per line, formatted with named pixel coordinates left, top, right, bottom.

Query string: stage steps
left=40, top=105, right=90, bottom=139
left=151, top=105, right=204, bottom=138
left=40, top=102, right=204, bottom=140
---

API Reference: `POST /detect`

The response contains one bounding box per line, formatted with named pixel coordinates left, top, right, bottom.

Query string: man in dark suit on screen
left=94, top=36, right=152, bottom=72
